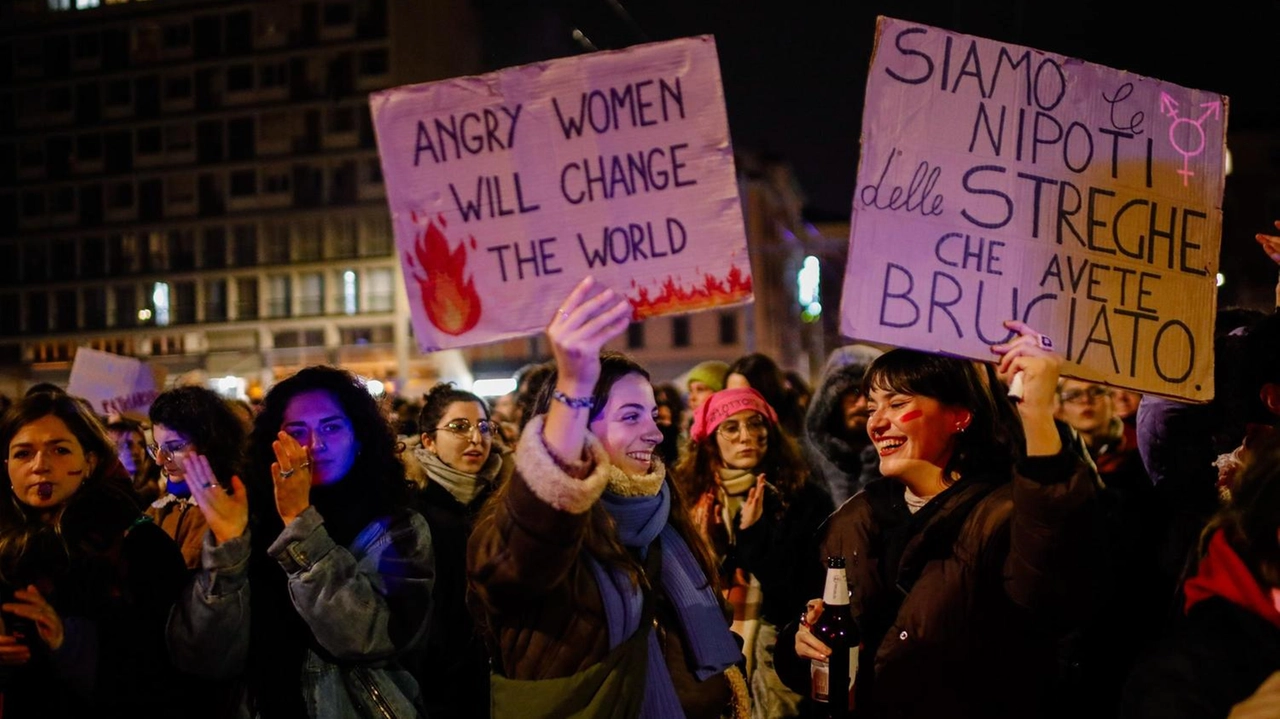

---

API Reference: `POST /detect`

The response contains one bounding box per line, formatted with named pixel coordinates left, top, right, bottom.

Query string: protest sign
left=67, top=347, right=161, bottom=418
left=370, top=35, right=752, bottom=352
left=840, top=16, right=1226, bottom=402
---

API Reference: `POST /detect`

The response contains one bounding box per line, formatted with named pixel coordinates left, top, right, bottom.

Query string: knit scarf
left=413, top=446, right=501, bottom=506
left=588, top=481, right=742, bottom=719
left=714, top=467, right=761, bottom=676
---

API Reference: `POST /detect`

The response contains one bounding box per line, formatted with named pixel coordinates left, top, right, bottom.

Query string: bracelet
left=552, top=389, right=595, bottom=410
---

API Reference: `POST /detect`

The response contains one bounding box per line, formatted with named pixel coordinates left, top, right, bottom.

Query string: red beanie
left=690, top=387, right=778, bottom=443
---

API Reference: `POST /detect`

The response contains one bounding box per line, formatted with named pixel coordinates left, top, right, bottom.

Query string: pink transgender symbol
left=1159, top=92, right=1223, bottom=187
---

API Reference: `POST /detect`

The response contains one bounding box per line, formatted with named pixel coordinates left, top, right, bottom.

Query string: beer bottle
left=810, top=556, right=859, bottom=718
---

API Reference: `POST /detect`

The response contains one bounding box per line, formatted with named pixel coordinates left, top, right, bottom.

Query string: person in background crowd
left=1121, top=431, right=1280, bottom=719
left=803, top=344, right=884, bottom=507
left=727, top=354, right=806, bottom=438
left=675, top=386, right=832, bottom=719
left=0, top=391, right=187, bottom=717
left=513, top=360, right=556, bottom=435
left=405, top=382, right=511, bottom=719
left=106, top=417, right=162, bottom=504
left=652, top=382, right=687, bottom=467
left=1053, top=377, right=1163, bottom=716
left=686, top=360, right=731, bottom=415
left=166, top=366, right=436, bottom=718
left=225, top=398, right=256, bottom=431
left=469, top=277, right=748, bottom=719
left=776, top=322, right=1100, bottom=719
left=491, top=391, right=521, bottom=445
left=147, top=387, right=247, bottom=570
left=783, top=371, right=813, bottom=416
left=1111, top=389, right=1142, bottom=426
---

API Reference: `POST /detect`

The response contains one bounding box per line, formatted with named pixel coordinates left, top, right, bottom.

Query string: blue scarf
left=587, top=482, right=742, bottom=719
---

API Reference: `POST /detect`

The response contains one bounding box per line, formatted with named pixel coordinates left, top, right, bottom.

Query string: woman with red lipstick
left=166, top=366, right=436, bottom=718
left=469, top=277, right=749, bottom=719
left=405, top=382, right=512, bottom=719
left=674, top=387, right=833, bottom=717
left=0, top=391, right=187, bottom=717
left=774, top=322, right=1100, bottom=719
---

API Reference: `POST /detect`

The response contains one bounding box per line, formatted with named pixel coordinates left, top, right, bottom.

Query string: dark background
left=474, top=0, right=1278, bottom=217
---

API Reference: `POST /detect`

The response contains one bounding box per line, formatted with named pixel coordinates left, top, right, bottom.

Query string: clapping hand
left=182, top=453, right=249, bottom=545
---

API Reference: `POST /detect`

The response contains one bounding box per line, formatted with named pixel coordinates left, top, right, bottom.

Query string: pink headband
left=690, top=387, right=778, bottom=443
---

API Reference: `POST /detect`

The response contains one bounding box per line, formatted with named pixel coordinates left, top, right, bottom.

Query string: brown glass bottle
left=809, top=555, right=859, bottom=719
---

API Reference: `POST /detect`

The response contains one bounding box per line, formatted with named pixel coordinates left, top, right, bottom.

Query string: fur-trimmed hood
left=803, top=344, right=883, bottom=505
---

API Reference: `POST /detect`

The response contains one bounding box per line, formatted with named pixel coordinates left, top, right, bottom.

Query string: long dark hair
left=476, top=351, right=719, bottom=593
left=673, top=408, right=809, bottom=517
left=0, top=392, right=138, bottom=583
left=246, top=366, right=409, bottom=543
left=418, top=383, right=491, bottom=437
left=149, top=386, right=247, bottom=488
left=863, top=349, right=1022, bottom=485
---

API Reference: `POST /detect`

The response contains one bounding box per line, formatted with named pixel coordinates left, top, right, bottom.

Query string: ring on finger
left=202, top=482, right=216, bottom=489
left=299, top=461, right=311, bottom=469
left=1038, top=335, right=1054, bottom=350
left=280, top=467, right=295, bottom=479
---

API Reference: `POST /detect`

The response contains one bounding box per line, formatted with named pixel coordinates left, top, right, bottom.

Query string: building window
left=82, top=237, right=106, bottom=279
left=166, top=175, right=196, bottom=206
left=26, top=293, right=49, bottom=334
left=52, top=239, right=77, bottom=276
left=263, top=223, right=290, bottom=264
left=54, top=290, right=77, bottom=331
left=718, top=312, right=738, bottom=345
left=236, top=277, right=259, bottom=320
left=298, top=272, right=324, bottom=316
left=294, top=220, right=322, bottom=261
left=50, top=187, right=76, bottom=216
left=329, top=107, right=355, bottom=133
left=18, top=140, right=45, bottom=170
left=114, top=286, right=137, bottom=327
left=626, top=322, right=644, bottom=349
left=163, top=22, right=192, bottom=49
left=330, top=217, right=358, bottom=258
left=76, top=134, right=103, bottom=162
left=104, top=79, right=131, bottom=107
left=226, top=64, right=254, bottom=92
left=74, top=32, right=100, bottom=61
left=83, top=288, right=106, bottom=329
left=358, top=49, right=388, bottom=76
left=362, top=215, right=393, bottom=257
left=150, top=281, right=171, bottom=326
left=203, top=227, right=227, bottom=268
left=0, top=294, right=19, bottom=336
left=259, top=61, right=289, bottom=88
left=164, top=74, right=192, bottom=100
left=366, top=268, right=393, bottom=312
left=107, top=181, right=134, bottom=209
left=168, top=229, right=196, bottom=271
left=165, top=124, right=193, bottom=152
left=204, top=279, right=227, bottom=322
left=323, top=2, right=353, bottom=25
left=45, top=87, right=73, bottom=114
left=21, top=191, right=45, bottom=218
left=262, top=168, right=290, bottom=194
left=144, top=230, right=168, bottom=272
left=672, top=316, right=690, bottom=348
left=340, top=269, right=358, bottom=314
left=23, top=241, right=47, bottom=281
left=232, top=224, right=258, bottom=266
left=266, top=274, right=291, bottom=318
left=229, top=169, right=257, bottom=197
left=172, top=281, right=196, bottom=324
left=137, top=127, right=162, bottom=155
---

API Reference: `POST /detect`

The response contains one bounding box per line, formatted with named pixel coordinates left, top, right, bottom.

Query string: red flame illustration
left=629, top=265, right=753, bottom=319
left=403, top=216, right=482, bottom=336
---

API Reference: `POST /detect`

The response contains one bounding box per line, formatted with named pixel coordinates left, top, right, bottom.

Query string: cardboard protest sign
left=67, top=347, right=162, bottom=418
left=370, top=36, right=752, bottom=352
left=841, top=16, right=1226, bottom=402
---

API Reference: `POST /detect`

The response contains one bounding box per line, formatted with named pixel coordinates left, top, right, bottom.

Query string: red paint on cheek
left=899, top=409, right=923, bottom=423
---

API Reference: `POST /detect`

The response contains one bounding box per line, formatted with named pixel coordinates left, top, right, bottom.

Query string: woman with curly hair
left=147, top=386, right=248, bottom=569
left=166, top=366, right=436, bottom=718
left=673, top=387, right=833, bottom=717
left=0, top=391, right=186, bottom=717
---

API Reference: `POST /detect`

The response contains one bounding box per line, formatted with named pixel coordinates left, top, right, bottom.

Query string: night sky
left=476, top=0, right=1279, bottom=218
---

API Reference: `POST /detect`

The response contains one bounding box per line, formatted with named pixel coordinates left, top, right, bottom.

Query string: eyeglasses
left=435, top=419, right=496, bottom=440
left=1060, top=386, right=1110, bottom=405
left=716, top=415, right=769, bottom=440
left=146, top=439, right=191, bottom=463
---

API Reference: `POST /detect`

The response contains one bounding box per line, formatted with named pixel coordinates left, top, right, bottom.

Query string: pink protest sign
left=840, top=16, right=1227, bottom=402
left=370, top=36, right=752, bottom=352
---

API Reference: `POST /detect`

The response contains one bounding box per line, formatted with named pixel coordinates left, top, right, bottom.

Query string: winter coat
left=467, top=417, right=733, bottom=719
left=146, top=494, right=209, bottom=569
left=774, top=434, right=1099, bottom=719
left=0, top=476, right=188, bottom=718
left=166, top=504, right=436, bottom=718
left=734, top=480, right=835, bottom=626
left=803, top=345, right=882, bottom=507
left=1120, top=530, right=1280, bottom=719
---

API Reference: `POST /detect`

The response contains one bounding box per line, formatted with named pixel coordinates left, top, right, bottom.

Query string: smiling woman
left=0, top=390, right=187, bottom=717
left=773, top=324, right=1103, bottom=719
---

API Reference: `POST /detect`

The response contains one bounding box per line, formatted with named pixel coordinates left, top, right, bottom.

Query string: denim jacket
left=167, top=506, right=435, bottom=717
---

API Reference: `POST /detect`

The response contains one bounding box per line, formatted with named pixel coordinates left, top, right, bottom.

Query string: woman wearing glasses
left=405, top=382, right=511, bottom=719
left=469, top=277, right=748, bottom=719
left=0, top=391, right=187, bottom=716
left=167, top=366, right=436, bottom=717
left=673, top=387, right=833, bottom=717
left=147, top=386, right=248, bottom=569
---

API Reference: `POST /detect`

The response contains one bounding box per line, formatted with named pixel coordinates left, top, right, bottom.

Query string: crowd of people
left=3, top=238, right=1280, bottom=717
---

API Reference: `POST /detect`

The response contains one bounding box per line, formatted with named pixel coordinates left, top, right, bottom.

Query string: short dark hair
left=419, top=383, right=490, bottom=437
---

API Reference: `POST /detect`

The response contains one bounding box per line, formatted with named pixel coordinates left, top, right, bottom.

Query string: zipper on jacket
left=353, top=668, right=397, bottom=719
